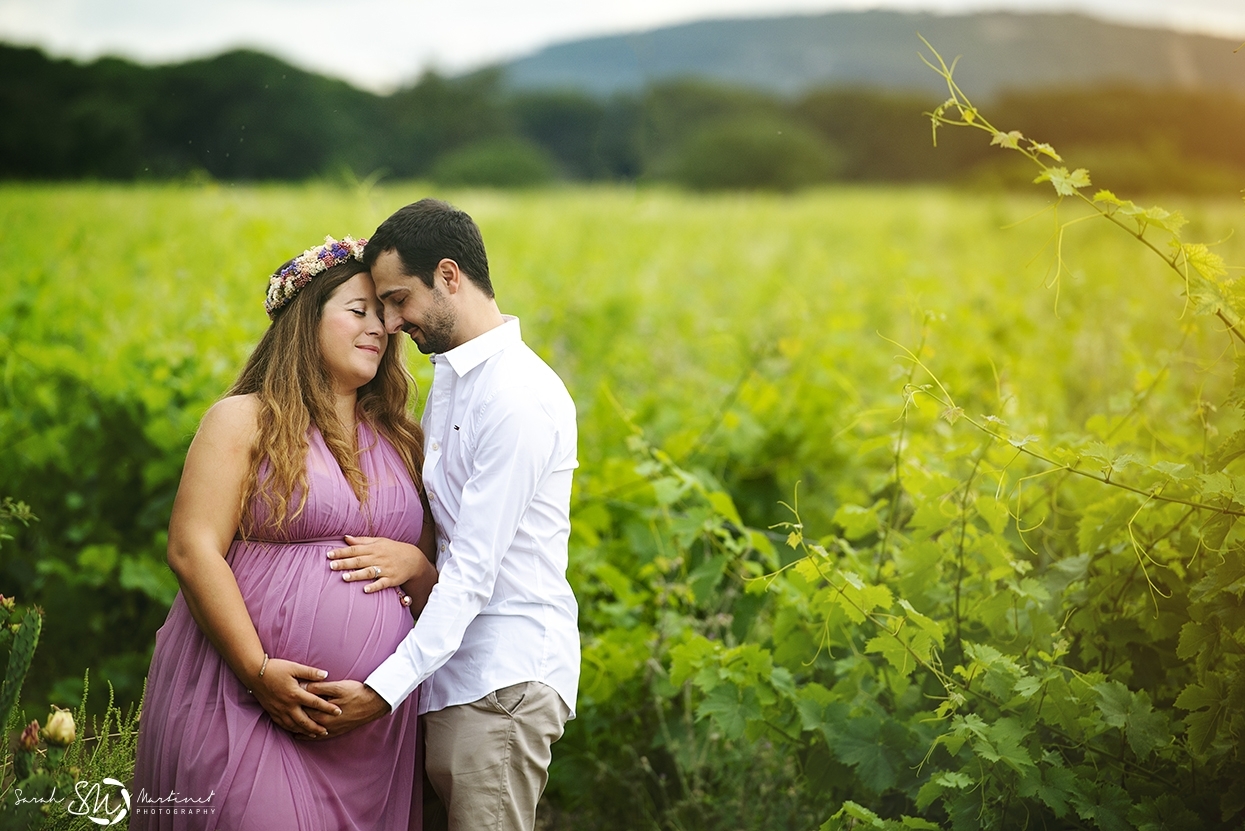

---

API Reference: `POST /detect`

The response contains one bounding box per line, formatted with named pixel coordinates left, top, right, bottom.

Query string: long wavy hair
left=228, top=258, right=424, bottom=536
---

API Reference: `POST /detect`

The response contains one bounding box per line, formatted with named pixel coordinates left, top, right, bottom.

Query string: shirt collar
left=436, top=315, right=521, bottom=377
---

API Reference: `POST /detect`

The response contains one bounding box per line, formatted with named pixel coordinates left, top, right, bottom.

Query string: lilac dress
left=132, top=424, right=423, bottom=830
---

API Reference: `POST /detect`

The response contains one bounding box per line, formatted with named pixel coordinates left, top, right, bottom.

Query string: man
left=306, top=199, right=581, bottom=830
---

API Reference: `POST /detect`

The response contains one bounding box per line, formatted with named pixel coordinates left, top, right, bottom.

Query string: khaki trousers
left=422, top=682, right=570, bottom=831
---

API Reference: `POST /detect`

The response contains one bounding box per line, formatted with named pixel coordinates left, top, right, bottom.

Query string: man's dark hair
left=364, top=198, right=494, bottom=298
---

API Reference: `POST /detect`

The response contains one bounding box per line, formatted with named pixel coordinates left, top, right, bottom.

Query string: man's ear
left=437, top=258, right=462, bottom=294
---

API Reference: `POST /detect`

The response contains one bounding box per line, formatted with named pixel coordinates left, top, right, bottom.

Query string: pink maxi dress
left=132, top=424, right=423, bottom=830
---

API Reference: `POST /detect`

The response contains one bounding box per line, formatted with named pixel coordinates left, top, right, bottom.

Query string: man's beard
left=412, top=291, right=456, bottom=355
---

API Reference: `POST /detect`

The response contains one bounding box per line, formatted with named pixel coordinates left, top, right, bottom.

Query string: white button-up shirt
left=365, top=317, right=581, bottom=717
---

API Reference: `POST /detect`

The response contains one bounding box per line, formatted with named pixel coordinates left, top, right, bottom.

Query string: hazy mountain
left=499, top=10, right=1245, bottom=98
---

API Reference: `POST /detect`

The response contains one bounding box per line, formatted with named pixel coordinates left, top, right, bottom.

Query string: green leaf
left=669, top=636, right=718, bottom=687
left=1175, top=680, right=1223, bottom=712
left=900, top=599, right=946, bottom=648
left=1072, top=782, right=1135, bottom=831
left=688, top=553, right=729, bottom=603
left=1058, top=167, right=1092, bottom=195
left=1180, top=242, right=1228, bottom=281
left=1175, top=676, right=1226, bottom=755
left=935, top=771, right=973, bottom=789
left=1208, top=429, right=1245, bottom=472
left=980, top=717, right=1035, bottom=772
left=1037, top=763, right=1078, bottom=818
left=1097, top=682, right=1171, bottom=757
left=1030, top=142, right=1063, bottom=161
left=1013, top=676, right=1042, bottom=699
left=1185, top=708, right=1226, bottom=756
left=1129, top=794, right=1202, bottom=831
left=824, top=801, right=888, bottom=830
left=867, top=634, right=915, bottom=675
left=1125, top=693, right=1169, bottom=758
left=915, top=780, right=943, bottom=812
left=695, top=684, right=760, bottom=740
left=1077, top=494, right=1140, bottom=553
left=770, top=666, right=798, bottom=700
left=1094, top=189, right=1132, bottom=208
left=1095, top=680, right=1133, bottom=728
left=975, top=494, right=1008, bottom=534
left=706, top=490, right=743, bottom=526
left=797, top=696, right=851, bottom=747
left=1152, top=460, right=1194, bottom=481
left=1176, top=621, right=1217, bottom=660
left=834, top=718, right=899, bottom=792
left=990, top=130, right=1023, bottom=149
left=1144, top=206, right=1188, bottom=235
left=834, top=502, right=883, bottom=541
left=830, top=572, right=893, bottom=623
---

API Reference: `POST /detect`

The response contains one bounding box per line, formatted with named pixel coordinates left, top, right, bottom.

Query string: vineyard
left=2, top=143, right=1245, bottom=826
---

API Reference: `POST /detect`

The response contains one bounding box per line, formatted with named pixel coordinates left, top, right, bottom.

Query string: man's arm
left=308, top=388, right=563, bottom=734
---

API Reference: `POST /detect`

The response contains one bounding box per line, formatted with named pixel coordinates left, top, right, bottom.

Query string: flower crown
left=265, top=235, right=368, bottom=319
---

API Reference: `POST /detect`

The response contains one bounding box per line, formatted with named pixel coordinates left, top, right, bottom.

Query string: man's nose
left=384, top=312, right=405, bottom=335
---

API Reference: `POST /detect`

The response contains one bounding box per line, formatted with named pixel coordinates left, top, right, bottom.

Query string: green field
left=3, top=182, right=1244, bottom=828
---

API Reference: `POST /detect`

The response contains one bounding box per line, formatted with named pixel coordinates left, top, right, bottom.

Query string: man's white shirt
left=365, top=316, right=581, bottom=717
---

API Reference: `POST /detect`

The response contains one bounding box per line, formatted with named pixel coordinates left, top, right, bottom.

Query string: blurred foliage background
left=3, top=42, right=1244, bottom=193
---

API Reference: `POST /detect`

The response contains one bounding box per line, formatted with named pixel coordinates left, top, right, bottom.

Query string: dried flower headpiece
left=265, top=235, right=368, bottom=319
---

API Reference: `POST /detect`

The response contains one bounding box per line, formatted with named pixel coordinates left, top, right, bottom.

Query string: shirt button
left=432, top=442, right=440, bottom=451
left=428, top=492, right=436, bottom=501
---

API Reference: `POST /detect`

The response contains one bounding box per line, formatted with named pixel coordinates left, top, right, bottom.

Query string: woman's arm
left=166, top=395, right=339, bottom=738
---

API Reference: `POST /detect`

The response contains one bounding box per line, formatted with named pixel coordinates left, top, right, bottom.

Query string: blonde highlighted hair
left=228, top=258, right=424, bottom=536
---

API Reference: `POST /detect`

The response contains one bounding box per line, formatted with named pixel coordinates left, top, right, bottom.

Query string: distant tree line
left=3, top=43, right=1244, bottom=192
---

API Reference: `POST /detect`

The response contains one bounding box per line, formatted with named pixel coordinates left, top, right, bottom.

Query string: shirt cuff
left=364, top=651, right=421, bottom=710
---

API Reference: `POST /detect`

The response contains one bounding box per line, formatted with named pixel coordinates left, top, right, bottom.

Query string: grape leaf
left=1179, top=243, right=1228, bottom=281
left=1033, top=167, right=1091, bottom=196
left=991, top=130, right=1023, bottom=149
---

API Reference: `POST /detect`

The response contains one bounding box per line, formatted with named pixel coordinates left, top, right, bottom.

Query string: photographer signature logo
left=12, top=780, right=215, bottom=821
left=13, top=778, right=130, bottom=825
left=69, top=778, right=130, bottom=826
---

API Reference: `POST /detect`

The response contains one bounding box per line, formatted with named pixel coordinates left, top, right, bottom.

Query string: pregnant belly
left=230, top=541, right=414, bottom=683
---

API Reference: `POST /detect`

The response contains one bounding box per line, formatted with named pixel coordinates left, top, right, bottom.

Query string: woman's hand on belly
left=252, top=658, right=343, bottom=738
left=328, top=535, right=437, bottom=606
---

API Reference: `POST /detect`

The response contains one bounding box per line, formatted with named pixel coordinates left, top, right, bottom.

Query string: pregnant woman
left=131, top=236, right=436, bottom=830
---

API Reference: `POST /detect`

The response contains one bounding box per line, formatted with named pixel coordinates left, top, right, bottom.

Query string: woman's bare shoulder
left=197, top=394, right=261, bottom=446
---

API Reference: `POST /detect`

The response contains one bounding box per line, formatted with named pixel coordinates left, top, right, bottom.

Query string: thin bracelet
left=246, top=652, right=269, bottom=695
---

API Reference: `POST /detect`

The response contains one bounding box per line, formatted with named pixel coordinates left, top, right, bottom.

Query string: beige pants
left=422, top=682, right=570, bottom=831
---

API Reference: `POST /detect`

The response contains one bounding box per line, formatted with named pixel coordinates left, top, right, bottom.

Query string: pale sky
left=2, top=0, right=1243, bottom=92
